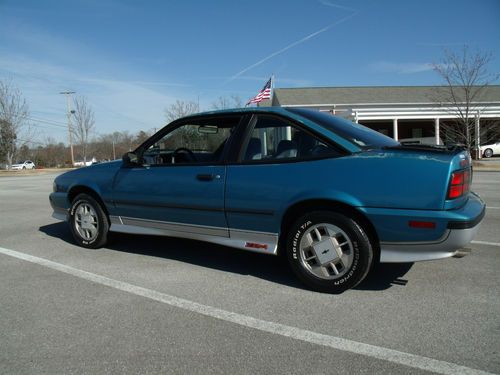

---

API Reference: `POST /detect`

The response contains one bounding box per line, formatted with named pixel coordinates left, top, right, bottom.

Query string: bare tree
left=211, top=95, right=243, bottom=110
left=72, top=95, right=95, bottom=163
left=134, top=130, right=152, bottom=145
left=432, top=46, right=499, bottom=155
left=164, top=100, right=199, bottom=123
left=0, top=80, right=29, bottom=169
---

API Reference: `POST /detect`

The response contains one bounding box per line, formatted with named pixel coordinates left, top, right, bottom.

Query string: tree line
left=12, top=130, right=152, bottom=168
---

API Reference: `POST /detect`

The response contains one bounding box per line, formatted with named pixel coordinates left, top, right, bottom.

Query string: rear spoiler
left=383, top=144, right=467, bottom=154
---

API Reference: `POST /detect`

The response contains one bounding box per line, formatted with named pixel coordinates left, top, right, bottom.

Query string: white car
left=11, top=160, right=36, bottom=170
left=480, top=141, right=500, bottom=158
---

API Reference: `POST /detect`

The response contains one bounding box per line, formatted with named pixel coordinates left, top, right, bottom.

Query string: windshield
left=287, top=108, right=400, bottom=149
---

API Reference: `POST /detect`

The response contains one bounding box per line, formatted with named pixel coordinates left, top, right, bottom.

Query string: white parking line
left=472, top=240, right=500, bottom=247
left=0, top=246, right=493, bottom=375
left=486, top=206, right=500, bottom=209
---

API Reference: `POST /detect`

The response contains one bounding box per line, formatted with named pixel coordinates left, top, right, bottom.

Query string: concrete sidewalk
left=473, top=157, right=500, bottom=171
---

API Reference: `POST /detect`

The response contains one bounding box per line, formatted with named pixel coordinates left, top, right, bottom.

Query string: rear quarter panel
left=225, top=150, right=452, bottom=234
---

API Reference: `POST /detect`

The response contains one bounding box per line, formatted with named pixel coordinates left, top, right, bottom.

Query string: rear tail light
left=408, top=221, right=436, bottom=229
left=447, top=168, right=471, bottom=199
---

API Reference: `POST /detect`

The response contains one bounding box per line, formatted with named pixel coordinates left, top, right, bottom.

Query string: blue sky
left=1, top=0, right=499, bottom=143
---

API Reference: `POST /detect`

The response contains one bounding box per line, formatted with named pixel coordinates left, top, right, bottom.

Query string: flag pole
left=270, top=73, right=275, bottom=105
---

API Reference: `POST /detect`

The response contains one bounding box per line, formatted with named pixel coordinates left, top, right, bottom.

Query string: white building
left=268, top=85, right=500, bottom=148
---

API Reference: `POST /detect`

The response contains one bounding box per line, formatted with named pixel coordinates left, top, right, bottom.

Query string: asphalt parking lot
left=0, top=171, right=499, bottom=374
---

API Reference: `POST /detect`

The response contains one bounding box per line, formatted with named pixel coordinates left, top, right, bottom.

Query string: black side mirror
left=122, top=152, right=139, bottom=167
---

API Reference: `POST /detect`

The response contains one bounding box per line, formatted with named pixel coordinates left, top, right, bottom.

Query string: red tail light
left=409, top=221, right=436, bottom=229
left=447, top=169, right=471, bottom=199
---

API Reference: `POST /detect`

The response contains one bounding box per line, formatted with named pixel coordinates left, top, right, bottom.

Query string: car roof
left=186, top=106, right=292, bottom=118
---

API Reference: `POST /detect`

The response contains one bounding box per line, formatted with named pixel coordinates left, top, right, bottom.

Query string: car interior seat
left=275, top=140, right=297, bottom=158
left=245, top=138, right=262, bottom=160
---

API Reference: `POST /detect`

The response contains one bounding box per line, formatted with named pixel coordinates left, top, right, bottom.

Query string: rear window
left=287, top=108, right=399, bottom=149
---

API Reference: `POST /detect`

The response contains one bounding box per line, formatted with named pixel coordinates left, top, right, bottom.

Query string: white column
left=393, top=119, right=398, bottom=141
left=259, top=128, right=267, bottom=156
left=434, top=118, right=440, bottom=145
left=476, top=112, right=481, bottom=159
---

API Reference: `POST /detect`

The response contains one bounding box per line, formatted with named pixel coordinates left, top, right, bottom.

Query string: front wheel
left=69, top=193, right=109, bottom=248
left=483, top=148, right=493, bottom=158
left=286, top=211, right=373, bottom=293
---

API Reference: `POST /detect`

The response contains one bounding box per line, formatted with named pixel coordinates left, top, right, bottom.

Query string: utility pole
left=60, top=91, right=75, bottom=166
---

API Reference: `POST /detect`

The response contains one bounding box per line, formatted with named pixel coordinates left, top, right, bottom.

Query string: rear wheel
left=286, top=211, right=373, bottom=293
left=483, top=148, right=493, bottom=158
left=69, top=193, right=109, bottom=248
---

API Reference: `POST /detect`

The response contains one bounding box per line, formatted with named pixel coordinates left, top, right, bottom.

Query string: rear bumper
left=379, top=193, right=485, bottom=263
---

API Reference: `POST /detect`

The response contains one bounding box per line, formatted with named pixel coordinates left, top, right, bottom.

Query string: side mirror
left=122, top=152, right=139, bottom=167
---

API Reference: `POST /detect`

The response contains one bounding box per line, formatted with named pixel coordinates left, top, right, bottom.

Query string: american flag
left=247, top=77, right=272, bottom=105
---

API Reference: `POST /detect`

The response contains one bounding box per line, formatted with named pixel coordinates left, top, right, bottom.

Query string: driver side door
left=110, top=115, right=243, bottom=237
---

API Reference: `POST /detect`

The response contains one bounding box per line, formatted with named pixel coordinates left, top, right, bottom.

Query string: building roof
left=272, top=85, right=500, bottom=106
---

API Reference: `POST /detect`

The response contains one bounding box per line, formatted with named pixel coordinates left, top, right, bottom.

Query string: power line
left=0, top=111, right=67, bottom=128
left=29, top=119, right=67, bottom=129
left=29, top=122, right=67, bottom=131
left=29, top=116, right=67, bottom=127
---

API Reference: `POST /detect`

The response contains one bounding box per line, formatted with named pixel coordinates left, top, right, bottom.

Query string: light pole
left=60, top=91, right=75, bottom=166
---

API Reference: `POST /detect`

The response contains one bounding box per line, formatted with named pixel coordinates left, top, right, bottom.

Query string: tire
left=22, top=166, right=26, bottom=170
left=69, top=193, right=109, bottom=248
left=483, top=148, right=493, bottom=158
left=286, top=211, right=373, bottom=293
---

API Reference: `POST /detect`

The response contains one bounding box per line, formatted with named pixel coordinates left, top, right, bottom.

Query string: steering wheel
left=171, top=147, right=197, bottom=163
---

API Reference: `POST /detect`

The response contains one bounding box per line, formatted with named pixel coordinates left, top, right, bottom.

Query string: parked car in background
left=11, top=160, right=35, bottom=170
left=73, top=157, right=97, bottom=167
left=480, top=141, right=500, bottom=158
left=49, top=107, right=485, bottom=293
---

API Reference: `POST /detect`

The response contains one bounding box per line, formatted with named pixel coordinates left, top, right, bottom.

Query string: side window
left=142, top=117, right=238, bottom=165
left=241, top=116, right=339, bottom=162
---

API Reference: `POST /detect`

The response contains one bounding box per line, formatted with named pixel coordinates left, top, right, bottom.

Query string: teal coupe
left=50, top=107, right=485, bottom=293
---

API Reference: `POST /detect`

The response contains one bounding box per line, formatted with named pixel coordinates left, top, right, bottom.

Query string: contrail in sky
left=319, top=0, right=357, bottom=13
left=228, top=9, right=359, bottom=82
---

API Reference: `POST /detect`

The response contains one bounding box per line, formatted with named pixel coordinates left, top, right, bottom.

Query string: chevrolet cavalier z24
left=50, top=107, right=485, bottom=293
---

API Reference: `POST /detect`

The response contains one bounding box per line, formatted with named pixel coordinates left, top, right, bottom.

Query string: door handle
left=196, top=174, right=221, bottom=181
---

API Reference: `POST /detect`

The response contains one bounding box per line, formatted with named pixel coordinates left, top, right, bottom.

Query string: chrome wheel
left=484, top=148, right=493, bottom=158
left=298, top=223, right=354, bottom=280
left=74, top=202, right=99, bottom=241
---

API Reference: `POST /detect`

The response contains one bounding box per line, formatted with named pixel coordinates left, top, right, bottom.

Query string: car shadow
left=356, top=262, right=413, bottom=291
left=39, top=222, right=414, bottom=292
